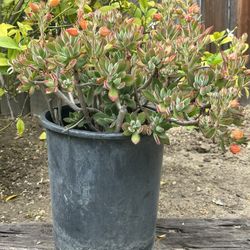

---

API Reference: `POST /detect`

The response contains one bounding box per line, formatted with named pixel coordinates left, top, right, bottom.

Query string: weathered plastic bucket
left=40, top=107, right=163, bottom=250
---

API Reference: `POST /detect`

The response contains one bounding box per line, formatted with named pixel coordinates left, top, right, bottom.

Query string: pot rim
left=40, top=109, right=130, bottom=140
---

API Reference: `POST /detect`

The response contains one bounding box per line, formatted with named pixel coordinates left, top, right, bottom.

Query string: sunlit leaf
left=16, top=118, right=25, bottom=137
left=0, top=88, right=5, bottom=97
left=138, top=0, right=148, bottom=11
left=0, top=58, right=8, bottom=66
left=0, top=36, right=21, bottom=50
left=99, top=5, right=118, bottom=13
left=0, top=23, right=14, bottom=37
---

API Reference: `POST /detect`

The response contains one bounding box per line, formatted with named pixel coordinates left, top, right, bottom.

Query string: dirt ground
left=0, top=108, right=250, bottom=223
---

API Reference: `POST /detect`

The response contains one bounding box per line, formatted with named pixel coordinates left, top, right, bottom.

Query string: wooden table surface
left=1, top=219, right=250, bottom=249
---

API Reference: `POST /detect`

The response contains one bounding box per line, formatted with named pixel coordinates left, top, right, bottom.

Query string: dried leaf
left=5, top=194, right=18, bottom=202
left=157, top=234, right=167, bottom=240
left=212, top=199, right=225, bottom=206
left=160, top=181, right=168, bottom=186
left=39, top=131, right=46, bottom=141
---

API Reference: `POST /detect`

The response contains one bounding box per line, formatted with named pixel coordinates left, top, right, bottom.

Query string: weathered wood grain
left=203, top=0, right=229, bottom=31
left=1, top=219, right=250, bottom=250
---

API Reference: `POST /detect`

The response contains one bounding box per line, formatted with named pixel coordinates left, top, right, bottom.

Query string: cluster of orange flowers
left=228, top=99, right=245, bottom=154
left=29, top=0, right=60, bottom=12
left=230, top=129, right=244, bottom=154
left=64, top=12, right=163, bottom=37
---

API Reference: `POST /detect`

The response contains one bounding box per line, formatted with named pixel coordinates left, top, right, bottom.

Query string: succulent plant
left=12, top=0, right=249, bottom=150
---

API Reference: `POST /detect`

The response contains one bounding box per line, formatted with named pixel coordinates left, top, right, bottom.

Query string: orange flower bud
left=29, top=2, right=40, bottom=13
left=66, top=28, right=79, bottom=37
left=231, top=129, right=244, bottom=140
left=125, top=18, right=134, bottom=24
left=49, top=0, right=60, bottom=7
left=99, top=27, right=111, bottom=37
left=230, top=144, right=241, bottom=154
left=230, top=99, right=240, bottom=109
left=153, top=13, right=163, bottom=21
left=79, top=19, right=88, bottom=30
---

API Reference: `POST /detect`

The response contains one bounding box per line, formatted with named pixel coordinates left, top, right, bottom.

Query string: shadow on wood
left=0, top=219, right=250, bottom=249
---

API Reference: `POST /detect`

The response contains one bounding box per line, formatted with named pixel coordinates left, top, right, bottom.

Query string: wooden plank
left=229, top=0, right=237, bottom=30
left=1, top=219, right=250, bottom=249
left=236, top=0, right=250, bottom=104
left=0, top=224, right=53, bottom=250
left=237, top=0, right=250, bottom=38
left=203, top=0, right=229, bottom=31
left=157, top=219, right=250, bottom=249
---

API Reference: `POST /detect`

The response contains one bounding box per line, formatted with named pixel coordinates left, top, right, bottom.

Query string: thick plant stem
left=166, top=118, right=199, bottom=126
left=55, top=90, right=82, bottom=112
left=115, top=105, right=127, bottom=133
left=73, top=68, right=98, bottom=132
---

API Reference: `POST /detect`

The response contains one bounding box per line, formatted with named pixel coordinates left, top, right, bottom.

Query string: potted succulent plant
left=11, top=0, right=249, bottom=249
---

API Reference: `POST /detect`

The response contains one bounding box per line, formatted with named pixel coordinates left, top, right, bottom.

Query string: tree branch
left=166, top=118, right=199, bottom=126
left=143, top=105, right=199, bottom=126
left=134, top=87, right=142, bottom=111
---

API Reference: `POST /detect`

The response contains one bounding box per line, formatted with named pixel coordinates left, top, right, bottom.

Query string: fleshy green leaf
left=142, top=90, right=157, bottom=102
left=108, top=88, right=119, bottom=102
left=93, top=112, right=114, bottom=127
left=138, top=112, right=146, bottom=123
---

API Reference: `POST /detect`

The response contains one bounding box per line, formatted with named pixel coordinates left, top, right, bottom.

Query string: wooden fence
left=1, top=0, right=250, bottom=116
left=199, top=0, right=250, bottom=41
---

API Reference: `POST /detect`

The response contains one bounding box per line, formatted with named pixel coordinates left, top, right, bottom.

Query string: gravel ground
left=0, top=107, right=250, bottom=223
